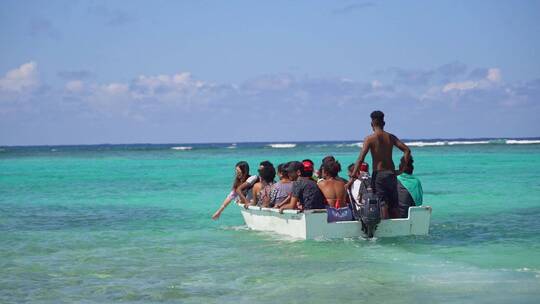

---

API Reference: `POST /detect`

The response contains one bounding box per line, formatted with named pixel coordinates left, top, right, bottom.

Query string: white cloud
left=133, top=72, right=205, bottom=95
left=442, top=80, right=479, bottom=93
left=442, top=67, right=502, bottom=93
left=101, top=83, right=129, bottom=95
left=487, top=68, right=502, bottom=83
left=0, top=61, right=39, bottom=92
left=65, top=80, right=84, bottom=92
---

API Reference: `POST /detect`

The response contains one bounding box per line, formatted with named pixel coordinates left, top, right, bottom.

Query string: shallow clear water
left=1, top=141, right=539, bottom=303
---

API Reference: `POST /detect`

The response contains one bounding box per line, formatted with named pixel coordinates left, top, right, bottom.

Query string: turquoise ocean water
left=1, top=139, right=540, bottom=303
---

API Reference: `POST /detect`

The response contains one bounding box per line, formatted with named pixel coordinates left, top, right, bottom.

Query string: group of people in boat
left=212, top=110, right=423, bottom=220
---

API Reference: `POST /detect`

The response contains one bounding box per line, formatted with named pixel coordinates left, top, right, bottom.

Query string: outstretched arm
left=211, top=193, right=235, bottom=220
left=352, top=137, right=370, bottom=177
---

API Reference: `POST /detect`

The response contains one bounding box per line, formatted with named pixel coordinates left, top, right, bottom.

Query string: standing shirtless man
left=352, top=110, right=411, bottom=218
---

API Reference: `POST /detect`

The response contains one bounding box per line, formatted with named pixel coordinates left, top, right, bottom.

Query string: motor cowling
left=360, top=183, right=382, bottom=238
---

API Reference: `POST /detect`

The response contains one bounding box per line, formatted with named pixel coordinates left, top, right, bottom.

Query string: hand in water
left=211, top=210, right=221, bottom=220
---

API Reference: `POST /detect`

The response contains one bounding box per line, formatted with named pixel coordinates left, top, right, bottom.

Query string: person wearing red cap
left=301, top=159, right=317, bottom=182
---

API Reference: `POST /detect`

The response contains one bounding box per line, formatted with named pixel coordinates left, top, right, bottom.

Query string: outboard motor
left=359, top=181, right=382, bottom=238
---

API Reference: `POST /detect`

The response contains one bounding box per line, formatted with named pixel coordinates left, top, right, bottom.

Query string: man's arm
left=392, top=134, right=411, bottom=162
left=352, top=137, right=370, bottom=177
left=274, top=195, right=291, bottom=209
left=279, top=196, right=298, bottom=213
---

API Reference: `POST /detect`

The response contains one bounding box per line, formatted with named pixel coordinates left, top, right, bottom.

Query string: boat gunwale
left=237, top=203, right=432, bottom=220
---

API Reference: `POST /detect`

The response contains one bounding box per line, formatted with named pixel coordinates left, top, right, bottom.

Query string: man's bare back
left=365, top=131, right=399, bottom=171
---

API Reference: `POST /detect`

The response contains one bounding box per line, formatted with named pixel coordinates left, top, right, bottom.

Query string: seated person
left=269, top=163, right=293, bottom=208
left=236, top=162, right=264, bottom=205
left=396, top=156, right=423, bottom=218
left=279, top=161, right=325, bottom=212
left=247, top=161, right=275, bottom=208
left=318, top=160, right=348, bottom=208
left=212, top=161, right=255, bottom=220
left=302, top=159, right=318, bottom=182
left=317, top=155, right=348, bottom=183
left=346, top=162, right=369, bottom=206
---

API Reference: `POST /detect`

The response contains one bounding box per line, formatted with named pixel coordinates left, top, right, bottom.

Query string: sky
left=1, top=0, right=539, bottom=145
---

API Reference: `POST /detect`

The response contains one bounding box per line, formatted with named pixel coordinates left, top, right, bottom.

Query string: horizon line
left=2, top=136, right=540, bottom=148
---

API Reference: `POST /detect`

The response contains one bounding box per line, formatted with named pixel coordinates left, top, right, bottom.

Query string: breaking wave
left=506, top=139, right=540, bottom=145
left=171, top=146, right=193, bottom=151
left=268, top=143, right=297, bottom=149
left=406, top=141, right=447, bottom=147
left=403, top=139, right=540, bottom=147
left=336, top=142, right=363, bottom=148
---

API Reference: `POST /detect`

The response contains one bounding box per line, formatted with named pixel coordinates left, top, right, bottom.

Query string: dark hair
left=258, top=160, right=276, bottom=183
left=399, top=156, right=414, bottom=174
left=322, top=155, right=335, bottom=164
left=321, top=155, right=341, bottom=173
left=370, top=110, right=385, bottom=127
left=277, top=163, right=289, bottom=178
left=233, top=161, right=250, bottom=189
left=323, top=160, right=340, bottom=178
left=286, top=161, right=304, bottom=175
left=277, top=163, right=286, bottom=174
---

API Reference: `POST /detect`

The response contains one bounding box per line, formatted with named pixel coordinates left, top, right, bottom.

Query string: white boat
left=238, top=203, right=432, bottom=239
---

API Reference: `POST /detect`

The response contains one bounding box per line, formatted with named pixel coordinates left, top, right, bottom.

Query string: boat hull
left=238, top=204, right=432, bottom=239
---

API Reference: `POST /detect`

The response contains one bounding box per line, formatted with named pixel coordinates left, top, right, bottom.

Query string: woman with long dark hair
left=212, top=161, right=257, bottom=220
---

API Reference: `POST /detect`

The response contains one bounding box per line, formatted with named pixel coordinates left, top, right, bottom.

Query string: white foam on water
left=506, top=139, right=540, bottom=145
left=308, top=144, right=329, bottom=147
left=406, top=141, right=447, bottom=147
left=171, top=146, right=193, bottom=150
left=268, top=143, right=296, bottom=148
left=447, top=141, right=490, bottom=145
left=336, top=142, right=363, bottom=148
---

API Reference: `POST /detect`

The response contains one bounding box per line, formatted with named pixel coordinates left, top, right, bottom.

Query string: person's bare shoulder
left=363, top=134, right=374, bottom=145
left=387, top=132, right=399, bottom=143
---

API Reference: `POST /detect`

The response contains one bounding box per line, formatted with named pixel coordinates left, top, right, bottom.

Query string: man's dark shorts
left=372, top=170, right=399, bottom=214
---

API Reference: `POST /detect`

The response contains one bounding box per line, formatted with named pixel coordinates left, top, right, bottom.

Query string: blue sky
left=1, top=0, right=539, bottom=145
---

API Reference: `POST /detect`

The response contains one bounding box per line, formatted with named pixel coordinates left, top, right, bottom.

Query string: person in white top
left=212, top=161, right=258, bottom=220
left=346, top=162, right=370, bottom=206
